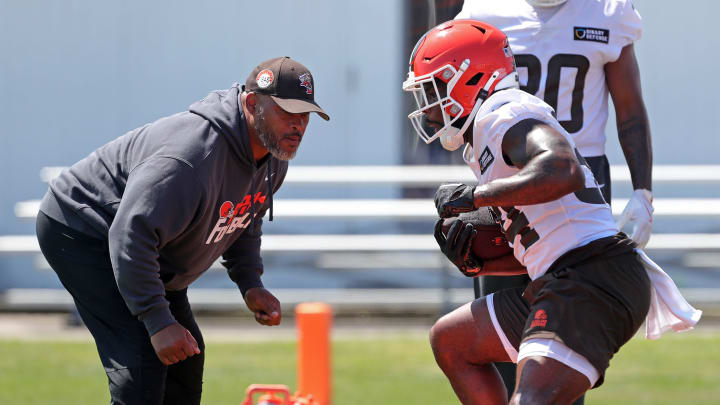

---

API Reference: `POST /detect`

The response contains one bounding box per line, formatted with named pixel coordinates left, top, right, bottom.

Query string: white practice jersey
left=463, top=89, right=618, bottom=279
left=457, top=0, right=642, bottom=156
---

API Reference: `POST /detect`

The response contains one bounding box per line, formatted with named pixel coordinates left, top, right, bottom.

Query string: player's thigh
left=431, top=292, right=524, bottom=364
left=480, top=274, right=530, bottom=296
left=512, top=356, right=590, bottom=405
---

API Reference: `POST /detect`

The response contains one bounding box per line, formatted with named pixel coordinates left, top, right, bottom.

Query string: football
left=442, top=208, right=512, bottom=260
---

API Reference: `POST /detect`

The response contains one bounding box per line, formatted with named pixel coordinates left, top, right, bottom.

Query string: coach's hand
left=435, top=183, right=476, bottom=218
left=150, top=322, right=201, bottom=366
left=244, top=287, right=282, bottom=326
left=434, top=219, right=482, bottom=277
left=616, top=189, right=653, bottom=248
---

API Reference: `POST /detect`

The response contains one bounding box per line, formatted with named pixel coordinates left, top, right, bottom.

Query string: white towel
left=635, top=249, right=703, bottom=340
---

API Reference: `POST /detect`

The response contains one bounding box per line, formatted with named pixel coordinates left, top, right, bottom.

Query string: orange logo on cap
left=256, top=69, right=274, bottom=89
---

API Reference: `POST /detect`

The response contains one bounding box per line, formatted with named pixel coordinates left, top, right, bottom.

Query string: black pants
left=36, top=211, right=205, bottom=405
left=479, top=154, right=611, bottom=402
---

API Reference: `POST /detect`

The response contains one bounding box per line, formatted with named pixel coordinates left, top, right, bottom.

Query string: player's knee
left=509, top=388, right=558, bottom=405
left=429, top=315, right=459, bottom=367
left=510, top=374, right=585, bottom=405
left=428, top=317, right=448, bottom=356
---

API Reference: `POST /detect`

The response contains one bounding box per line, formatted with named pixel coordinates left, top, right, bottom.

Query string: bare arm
left=471, top=119, right=586, bottom=207
left=606, top=44, right=652, bottom=191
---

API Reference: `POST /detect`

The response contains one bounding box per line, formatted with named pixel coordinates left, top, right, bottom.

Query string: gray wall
left=2, top=0, right=719, bottom=236
left=604, top=0, right=720, bottom=165
left=0, top=1, right=403, bottom=233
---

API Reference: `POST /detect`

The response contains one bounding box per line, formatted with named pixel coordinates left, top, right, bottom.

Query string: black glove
left=434, top=183, right=476, bottom=218
left=434, top=219, right=483, bottom=277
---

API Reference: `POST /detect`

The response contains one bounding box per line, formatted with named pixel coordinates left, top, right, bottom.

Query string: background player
left=455, top=1, right=653, bottom=399
left=403, top=19, right=699, bottom=404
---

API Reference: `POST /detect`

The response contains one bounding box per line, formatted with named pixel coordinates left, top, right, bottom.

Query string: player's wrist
left=471, top=184, right=484, bottom=209
left=466, top=254, right=484, bottom=273
left=633, top=189, right=654, bottom=214
left=633, top=188, right=653, bottom=202
left=470, top=185, right=479, bottom=209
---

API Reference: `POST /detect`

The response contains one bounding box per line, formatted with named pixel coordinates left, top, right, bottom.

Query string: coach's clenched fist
left=244, top=287, right=282, bottom=326
left=150, top=323, right=201, bottom=365
left=435, top=183, right=477, bottom=218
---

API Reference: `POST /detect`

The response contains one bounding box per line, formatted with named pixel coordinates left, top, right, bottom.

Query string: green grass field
left=1, top=331, right=718, bottom=404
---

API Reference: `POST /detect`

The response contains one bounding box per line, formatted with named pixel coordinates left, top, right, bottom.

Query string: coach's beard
left=254, top=105, right=297, bottom=161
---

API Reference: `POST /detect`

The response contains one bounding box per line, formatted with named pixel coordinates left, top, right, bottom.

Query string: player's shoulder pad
left=473, top=89, right=556, bottom=148
left=601, top=0, right=643, bottom=46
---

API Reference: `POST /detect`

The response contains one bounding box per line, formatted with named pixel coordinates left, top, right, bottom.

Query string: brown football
left=442, top=209, right=512, bottom=260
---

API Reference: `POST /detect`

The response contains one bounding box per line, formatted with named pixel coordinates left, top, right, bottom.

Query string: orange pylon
left=296, top=302, right=332, bottom=405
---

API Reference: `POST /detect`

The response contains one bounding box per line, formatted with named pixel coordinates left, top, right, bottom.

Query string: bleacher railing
left=2, top=165, right=719, bottom=312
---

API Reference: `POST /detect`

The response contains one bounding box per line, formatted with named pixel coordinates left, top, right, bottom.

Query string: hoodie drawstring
left=249, top=169, right=256, bottom=229
left=267, top=158, right=274, bottom=221
left=249, top=158, right=274, bottom=230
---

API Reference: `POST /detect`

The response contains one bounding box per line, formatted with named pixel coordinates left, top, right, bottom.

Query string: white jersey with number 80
left=456, top=0, right=642, bottom=157
left=463, top=89, right=618, bottom=280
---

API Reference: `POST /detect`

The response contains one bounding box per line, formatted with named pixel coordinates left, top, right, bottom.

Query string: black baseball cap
left=244, top=56, right=330, bottom=121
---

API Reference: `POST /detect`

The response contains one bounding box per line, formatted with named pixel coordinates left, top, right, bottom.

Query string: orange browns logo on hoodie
left=205, top=192, right=266, bottom=245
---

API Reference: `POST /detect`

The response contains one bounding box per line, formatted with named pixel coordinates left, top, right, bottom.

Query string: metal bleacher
left=1, top=165, right=719, bottom=313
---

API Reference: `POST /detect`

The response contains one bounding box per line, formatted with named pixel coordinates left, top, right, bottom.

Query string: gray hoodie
left=39, top=84, right=287, bottom=335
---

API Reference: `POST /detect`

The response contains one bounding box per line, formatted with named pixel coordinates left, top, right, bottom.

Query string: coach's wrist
left=235, top=268, right=265, bottom=298
left=139, top=305, right=177, bottom=336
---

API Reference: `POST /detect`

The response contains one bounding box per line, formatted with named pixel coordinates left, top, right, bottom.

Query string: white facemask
left=439, top=127, right=465, bottom=151
left=525, top=0, right=568, bottom=7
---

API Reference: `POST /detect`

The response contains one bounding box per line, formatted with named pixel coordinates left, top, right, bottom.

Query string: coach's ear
left=242, top=91, right=258, bottom=115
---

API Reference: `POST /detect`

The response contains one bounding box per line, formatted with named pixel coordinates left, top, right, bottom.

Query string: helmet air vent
left=465, top=73, right=484, bottom=86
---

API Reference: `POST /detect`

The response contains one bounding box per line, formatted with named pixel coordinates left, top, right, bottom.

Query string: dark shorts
left=491, top=234, right=651, bottom=387
left=36, top=211, right=205, bottom=405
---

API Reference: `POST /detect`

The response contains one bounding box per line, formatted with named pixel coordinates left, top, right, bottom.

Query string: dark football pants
left=479, top=154, right=611, bottom=402
left=36, top=212, right=205, bottom=405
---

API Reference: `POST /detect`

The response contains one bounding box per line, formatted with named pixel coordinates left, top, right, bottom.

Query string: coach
left=35, top=56, right=329, bottom=404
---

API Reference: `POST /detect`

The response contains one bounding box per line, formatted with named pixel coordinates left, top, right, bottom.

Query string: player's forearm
left=606, top=43, right=653, bottom=191
left=472, top=152, right=585, bottom=207
left=478, top=254, right=526, bottom=276
left=617, top=113, right=652, bottom=191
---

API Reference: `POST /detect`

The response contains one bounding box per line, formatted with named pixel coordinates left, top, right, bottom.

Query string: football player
left=454, top=1, right=653, bottom=399
left=403, top=20, right=699, bottom=404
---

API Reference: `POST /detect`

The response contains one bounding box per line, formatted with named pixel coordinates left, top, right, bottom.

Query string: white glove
left=616, top=189, right=653, bottom=248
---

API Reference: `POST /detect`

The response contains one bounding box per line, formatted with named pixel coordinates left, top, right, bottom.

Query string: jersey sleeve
left=473, top=91, right=559, bottom=155
left=607, top=0, right=643, bottom=61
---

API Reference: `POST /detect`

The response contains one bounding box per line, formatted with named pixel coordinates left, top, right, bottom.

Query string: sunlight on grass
left=1, top=331, right=717, bottom=404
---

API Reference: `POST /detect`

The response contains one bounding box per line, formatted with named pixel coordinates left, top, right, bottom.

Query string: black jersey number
left=572, top=148, right=606, bottom=205
left=490, top=206, right=539, bottom=251
left=515, top=54, right=590, bottom=134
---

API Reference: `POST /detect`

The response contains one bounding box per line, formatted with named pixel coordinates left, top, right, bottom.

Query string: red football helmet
left=403, top=19, right=518, bottom=150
